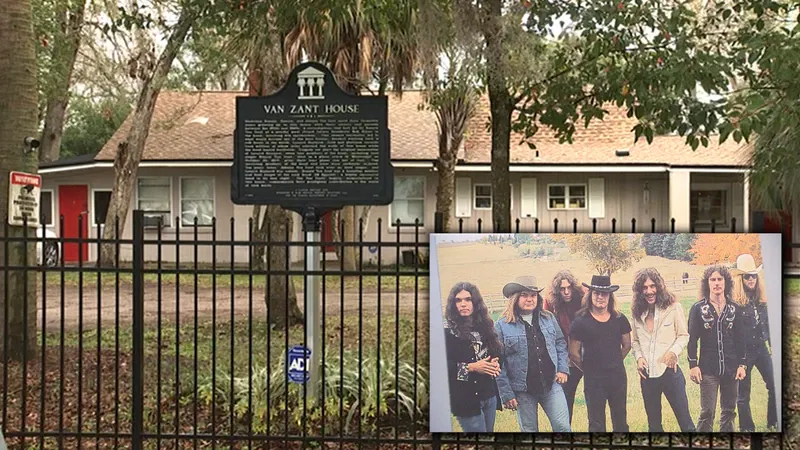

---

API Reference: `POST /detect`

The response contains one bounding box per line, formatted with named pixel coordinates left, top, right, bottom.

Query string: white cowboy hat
left=731, top=253, right=763, bottom=276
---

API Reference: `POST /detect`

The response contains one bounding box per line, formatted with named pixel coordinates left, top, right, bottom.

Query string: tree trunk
left=484, top=0, right=513, bottom=233
left=38, top=0, right=86, bottom=164
left=435, top=156, right=456, bottom=232
left=247, top=41, right=303, bottom=329
left=0, top=0, right=40, bottom=362
left=99, top=8, right=196, bottom=266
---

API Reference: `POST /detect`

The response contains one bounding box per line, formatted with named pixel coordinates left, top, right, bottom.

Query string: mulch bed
left=0, top=347, right=426, bottom=449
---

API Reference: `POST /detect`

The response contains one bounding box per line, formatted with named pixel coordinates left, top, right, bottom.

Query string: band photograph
left=428, top=233, right=782, bottom=433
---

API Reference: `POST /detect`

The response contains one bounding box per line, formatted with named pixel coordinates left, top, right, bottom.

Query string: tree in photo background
left=690, top=235, right=762, bottom=266
left=642, top=234, right=697, bottom=261
left=558, top=235, right=645, bottom=276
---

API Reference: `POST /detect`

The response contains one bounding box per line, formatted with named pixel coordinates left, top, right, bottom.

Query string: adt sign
left=287, top=345, right=312, bottom=384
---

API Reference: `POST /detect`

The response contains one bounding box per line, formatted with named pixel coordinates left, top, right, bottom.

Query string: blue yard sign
left=286, top=345, right=312, bottom=384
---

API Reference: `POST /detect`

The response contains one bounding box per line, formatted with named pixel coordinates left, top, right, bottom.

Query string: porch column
left=743, top=172, right=750, bottom=232
left=669, top=169, right=691, bottom=232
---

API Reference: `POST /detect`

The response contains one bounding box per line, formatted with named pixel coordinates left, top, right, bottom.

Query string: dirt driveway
left=34, top=283, right=430, bottom=331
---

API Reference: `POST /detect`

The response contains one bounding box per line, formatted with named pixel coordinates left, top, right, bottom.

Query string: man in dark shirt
left=731, top=254, right=776, bottom=431
left=687, top=265, right=748, bottom=432
left=569, top=275, right=632, bottom=432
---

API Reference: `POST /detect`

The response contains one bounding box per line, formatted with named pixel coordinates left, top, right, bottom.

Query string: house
left=38, top=90, right=798, bottom=265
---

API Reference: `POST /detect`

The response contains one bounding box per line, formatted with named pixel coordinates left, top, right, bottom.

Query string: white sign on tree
left=8, top=171, right=41, bottom=227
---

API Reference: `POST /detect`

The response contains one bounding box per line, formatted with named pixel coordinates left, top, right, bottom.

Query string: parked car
left=36, top=227, right=60, bottom=267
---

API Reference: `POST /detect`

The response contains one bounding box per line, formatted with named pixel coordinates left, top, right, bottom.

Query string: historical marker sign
left=8, top=171, right=41, bottom=227
left=231, top=62, right=393, bottom=213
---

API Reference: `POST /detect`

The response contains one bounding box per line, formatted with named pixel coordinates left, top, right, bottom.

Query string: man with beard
left=569, top=275, right=632, bottom=432
left=444, top=282, right=503, bottom=432
left=687, top=265, right=748, bottom=432
left=630, top=268, right=695, bottom=432
left=544, top=270, right=585, bottom=425
left=731, top=254, right=776, bottom=431
left=494, top=276, right=571, bottom=432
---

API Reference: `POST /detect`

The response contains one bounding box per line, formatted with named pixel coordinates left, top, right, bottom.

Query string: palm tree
left=0, top=0, right=40, bottom=361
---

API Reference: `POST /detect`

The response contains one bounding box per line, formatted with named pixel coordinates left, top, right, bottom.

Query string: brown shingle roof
left=462, top=96, right=752, bottom=166
left=95, top=90, right=439, bottom=162
left=96, top=90, right=752, bottom=167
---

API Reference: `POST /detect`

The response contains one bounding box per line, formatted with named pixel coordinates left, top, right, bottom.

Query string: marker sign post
left=8, top=171, right=42, bottom=228
left=232, top=62, right=393, bottom=404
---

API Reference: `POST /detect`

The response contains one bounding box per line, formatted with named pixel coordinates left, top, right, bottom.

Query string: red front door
left=321, top=212, right=334, bottom=252
left=58, top=185, right=89, bottom=263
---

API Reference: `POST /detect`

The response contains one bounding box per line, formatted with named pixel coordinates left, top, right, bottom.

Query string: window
left=180, top=178, right=215, bottom=226
left=691, top=190, right=727, bottom=224
left=547, top=184, right=587, bottom=209
left=40, top=190, right=53, bottom=226
left=92, top=190, right=111, bottom=226
left=474, top=184, right=492, bottom=209
left=137, top=177, right=171, bottom=227
left=391, top=176, right=425, bottom=226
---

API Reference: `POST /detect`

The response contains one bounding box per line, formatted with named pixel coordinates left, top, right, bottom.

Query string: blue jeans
left=514, top=382, right=571, bottom=432
left=455, top=395, right=497, bottom=433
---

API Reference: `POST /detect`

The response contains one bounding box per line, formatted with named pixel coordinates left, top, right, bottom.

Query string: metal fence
left=0, top=211, right=786, bottom=449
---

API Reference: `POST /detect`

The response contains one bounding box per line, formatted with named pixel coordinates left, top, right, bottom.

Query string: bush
left=196, top=340, right=428, bottom=435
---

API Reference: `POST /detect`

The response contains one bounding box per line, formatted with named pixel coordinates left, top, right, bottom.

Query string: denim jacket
left=494, top=310, right=569, bottom=403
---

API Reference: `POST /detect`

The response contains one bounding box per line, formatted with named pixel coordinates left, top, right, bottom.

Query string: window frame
left=135, top=176, right=173, bottom=228
left=388, top=175, right=426, bottom=229
left=546, top=183, right=588, bottom=211
left=473, top=184, right=492, bottom=210
left=40, top=189, right=55, bottom=228
left=90, top=188, right=113, bottom=228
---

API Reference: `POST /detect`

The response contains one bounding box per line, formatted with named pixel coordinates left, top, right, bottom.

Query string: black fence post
left=132, top=210, right=145, bottom=450
left=731, top=217, right=737, bottom=233
left=651, top=218, right=656, bottom=233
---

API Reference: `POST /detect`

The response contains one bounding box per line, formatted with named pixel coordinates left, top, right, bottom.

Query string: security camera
left=23, top=137, right=40, bottom=153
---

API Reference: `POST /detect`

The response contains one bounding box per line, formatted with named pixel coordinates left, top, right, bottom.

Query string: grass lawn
left=786, top=278, right=800, bottom=295
left=41, top=265, right=429, bottom=292
left=451, top=295, right=775, bottom=433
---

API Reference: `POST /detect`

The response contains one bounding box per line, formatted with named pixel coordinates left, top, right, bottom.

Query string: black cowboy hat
left=502, top=275, right=544, bottom=298
left=581, top=275, right=620, bottom=293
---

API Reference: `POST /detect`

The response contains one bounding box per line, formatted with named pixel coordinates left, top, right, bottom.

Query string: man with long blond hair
left=544, top=270, right=585, bottom=425
left=494, top=276, right=571, bottom=432
left=731, top=254, right=776, bottom=431
left=630, top=268, right=695, bottom=432
left=568, top=275, right=632, bottom=432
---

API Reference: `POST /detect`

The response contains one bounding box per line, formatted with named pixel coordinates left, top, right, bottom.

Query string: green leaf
left=718, top=122, right=733, bottom=143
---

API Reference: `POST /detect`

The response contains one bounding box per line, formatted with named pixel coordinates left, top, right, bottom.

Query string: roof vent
left=615, top=149, right=630, bottom=157
left=186, top=116, right=209, bottom=125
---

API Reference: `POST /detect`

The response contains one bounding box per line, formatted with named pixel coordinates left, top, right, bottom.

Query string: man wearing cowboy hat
left=493, top=275, right=571, bottom=432
left=731, top=254, right=776, bottom=431
left=568, top=275, right=632, bottom=432
left=687, top=264, right=748, bottom=432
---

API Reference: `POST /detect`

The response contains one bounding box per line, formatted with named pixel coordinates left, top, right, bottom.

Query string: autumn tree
left=690, top=234, right=762, bottom=266
left=0, top=0, right=40, bottom=361
left=559, top=234, right=645, bottom=276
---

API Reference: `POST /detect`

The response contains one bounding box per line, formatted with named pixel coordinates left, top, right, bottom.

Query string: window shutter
left=588, top=177, right=605, bottom=218
left=520, top=178, right=537, bottom=218
left=455, top=177, right=472, bottom=217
